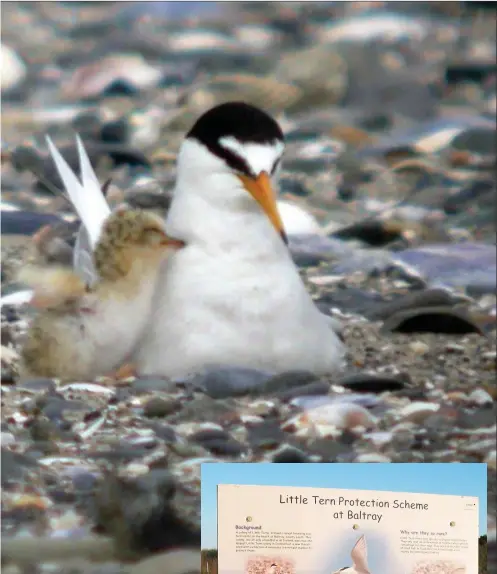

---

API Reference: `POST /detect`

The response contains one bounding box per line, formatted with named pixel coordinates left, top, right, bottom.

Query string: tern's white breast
left=135, top=225, right=345, bottom=377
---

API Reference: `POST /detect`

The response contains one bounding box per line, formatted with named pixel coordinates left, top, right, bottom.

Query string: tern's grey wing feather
left=73, top=224, right=99, bottom=286
left=351, top=535, right=370, bottom=573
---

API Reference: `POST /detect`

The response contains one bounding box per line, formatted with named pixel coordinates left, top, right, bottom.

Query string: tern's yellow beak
left=238, top=171, right=287, bottom=244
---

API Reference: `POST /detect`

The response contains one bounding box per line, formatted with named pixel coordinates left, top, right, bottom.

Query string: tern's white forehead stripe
left=218, top=136, right=284, bottom=175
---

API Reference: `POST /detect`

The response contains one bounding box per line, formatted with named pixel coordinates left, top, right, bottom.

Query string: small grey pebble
left=256, top=370, right=319, bottom=395
left=191, top=366, right=273, bottom=398
left=143, top=397, right=182, bottom=418
left=16, top=378, right=56, bottom=393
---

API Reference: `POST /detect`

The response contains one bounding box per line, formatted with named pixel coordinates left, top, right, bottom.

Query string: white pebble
left=399, top=402, right=440, bottom=423
left=276, top=200, right=323, bottom=236
left=0, top=432, right=15, bottom=446
left=468, top=388, right=493, bottom=406
left=1, top=44, right=26, bottom=93
left=239, top=414, right=264, bottom=425
left=355, top=453, right=392, bottom=463
left=409, top=341, right=430, bottom=355
left=364, top=431, right=393, bottom=448
left=283, top=402, right=376, bottom=433
left=485, top=451, right=496, bottom=470
left=123, top=463, right=149, bottom=477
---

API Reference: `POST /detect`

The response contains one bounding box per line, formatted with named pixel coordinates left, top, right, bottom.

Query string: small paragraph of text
left=400, top=530, right=469, bottom=555
left=236, top=530, right=312, bottom=552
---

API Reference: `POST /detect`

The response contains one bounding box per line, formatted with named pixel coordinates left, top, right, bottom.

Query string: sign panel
left=217, top=484, right=479, bottom=574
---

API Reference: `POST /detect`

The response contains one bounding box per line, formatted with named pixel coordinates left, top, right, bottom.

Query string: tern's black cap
left=186, top=101, right=284, bottom=176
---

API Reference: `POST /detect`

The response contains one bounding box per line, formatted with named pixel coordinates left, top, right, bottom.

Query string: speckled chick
left=19, top=209, right=184, bottom=381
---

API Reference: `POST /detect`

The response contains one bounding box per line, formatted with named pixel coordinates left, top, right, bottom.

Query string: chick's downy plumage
left=20, top=209, right=183, bottom=381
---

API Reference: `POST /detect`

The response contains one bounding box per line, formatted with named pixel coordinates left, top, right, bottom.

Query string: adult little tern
left=135, top=101, right=345, bottom=377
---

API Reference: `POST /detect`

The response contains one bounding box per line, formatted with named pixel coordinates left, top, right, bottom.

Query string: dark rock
left=71, top=111, right=103, bottom=141
left=101, top=118, right=129, bottom=145
left=445, top=61, right=497, bottom=86
left=86, top=446, right=152, bottom=461
left=191, top=366, right=273, bottom=398
left=0, top=210, right=64, bottom=236
left=392, top=242, right=497, bottom=295
left=72, top=471, right=100, bottom=492
left=131, top=378, right=177, bottom=393
left=331, top=219, right=402, bottom=247
left=343, top=43, right=437, bottom=120
left=98, top=143, right=151, bottom=170
left=124, top=191, right=172, bottom=211
left=149, top=423, right=178, bottom=443
left=48, top=488, right=77, bottom=504
left=190, top=428, right=230, bottom=443
left=253, top=370, right=319, bottom=395
left=10, top=145, right=45, bottom=175
left=381, top=306, right=485, bottom=335
left=307, top=437, right=353, bottom=461
left=443, top=181, right=495, bottom=216
left=169, top=396, right=236, bottom=425
left=192, top=432, right=246, bottom=457
left=28, top=418, right=62, bottom=442
left=1, top=449, right=38, bottom=486
left=317, top=285, right=388, bottom=317
left=274, top=381, right=331, bottom=402
left=94, top=471, right=199, bottom=560
left=42, top=397, right=87, bottom=420
left=456, top=406, right=497, bottom=430
left=336, top=373, right=407, bottom=392
left=1, top=367, right=15, bottom=385
left=246, top=421, right=289, bottom=450
left=16, top=378, right=56, bottom=393
left=143, top=397, right=181, bottom=418
left=12, top=142, right=103, bottom=195
left=288, top=233, right=353, bottom=267
left=272, top=447, right=311, bottom=463
left=279, top=177, right=311, bottom=196
left=366, top=288, right=462, bottom=321
left=451, top=127, right=496, bottom=155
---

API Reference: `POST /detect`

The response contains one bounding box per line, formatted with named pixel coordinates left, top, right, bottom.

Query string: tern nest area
left=1, top=2, right=496, bottom=573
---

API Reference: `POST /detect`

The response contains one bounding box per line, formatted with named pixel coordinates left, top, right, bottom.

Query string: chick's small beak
left=238, top=171, right=288, bottom=244
left=161, top=234, right=185, bottom=249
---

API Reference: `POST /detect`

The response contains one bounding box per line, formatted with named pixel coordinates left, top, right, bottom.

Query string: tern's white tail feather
left=45, top=135, right=111, bottom=249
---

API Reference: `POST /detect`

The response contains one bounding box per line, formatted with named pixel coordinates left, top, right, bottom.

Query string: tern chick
left=19, top=208, right=184, bottom=381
